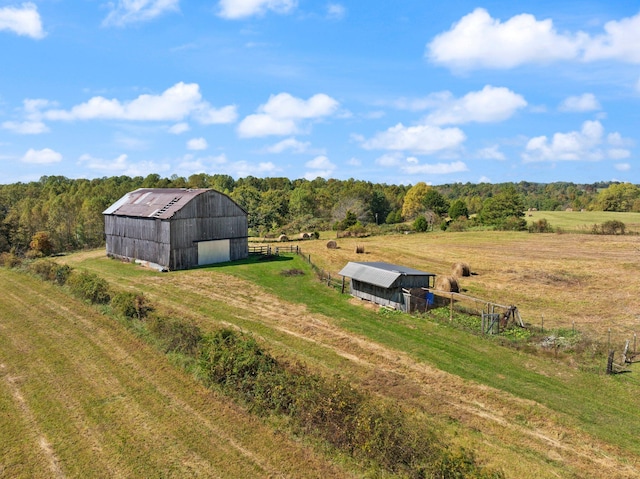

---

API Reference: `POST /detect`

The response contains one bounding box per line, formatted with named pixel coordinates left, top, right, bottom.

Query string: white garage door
left=198, top=239, right=230, bottom=265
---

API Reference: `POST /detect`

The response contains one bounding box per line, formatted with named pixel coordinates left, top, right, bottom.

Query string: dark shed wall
left=349, top=274, right=434, bottom=311
left=105, top=216, right=171, bottom=268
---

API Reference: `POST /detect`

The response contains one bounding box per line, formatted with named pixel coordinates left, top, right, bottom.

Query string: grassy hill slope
left=55, top=242, right=640, bottom=479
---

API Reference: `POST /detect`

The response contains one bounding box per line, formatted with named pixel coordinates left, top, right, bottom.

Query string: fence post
left=341, top=276, right=345, bottom=294
left=450, top=293, right=453, bottom=321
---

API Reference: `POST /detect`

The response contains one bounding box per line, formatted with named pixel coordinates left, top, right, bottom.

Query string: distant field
left=526, top=210, right=640, bottom=233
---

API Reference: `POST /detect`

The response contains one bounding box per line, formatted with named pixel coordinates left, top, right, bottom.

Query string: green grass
left=527, top=210, right=640, bottom=233
left=0, top=267, right=354, bottom=479
left=214, top=253, right=640, bottom=456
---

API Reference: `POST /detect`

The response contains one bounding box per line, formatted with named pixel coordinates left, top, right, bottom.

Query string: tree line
left=0, top=174, right=638, bottom=255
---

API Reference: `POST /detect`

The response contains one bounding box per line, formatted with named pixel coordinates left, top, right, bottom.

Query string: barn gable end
left=104, top=188, right=248, bottom=270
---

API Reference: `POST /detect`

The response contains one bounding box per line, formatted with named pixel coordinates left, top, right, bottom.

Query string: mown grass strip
left=215, top=254, right=640, bottom=456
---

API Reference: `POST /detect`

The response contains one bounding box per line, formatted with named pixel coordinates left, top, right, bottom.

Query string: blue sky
left=1, top=1, right=639, bottom=185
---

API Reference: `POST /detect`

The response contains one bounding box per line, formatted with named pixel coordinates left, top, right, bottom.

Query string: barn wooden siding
left=104, top=188, right=248, bottom=270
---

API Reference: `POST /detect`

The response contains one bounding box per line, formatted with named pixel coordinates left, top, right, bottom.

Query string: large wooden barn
left=103, top=188, right=248, bottom=271
left=338, top=261, right=436, bottom=312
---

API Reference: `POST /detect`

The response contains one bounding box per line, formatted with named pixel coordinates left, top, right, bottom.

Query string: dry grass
left=0, top=268, right=352, bottom=479
left=296, top=231, right=640, bottom=344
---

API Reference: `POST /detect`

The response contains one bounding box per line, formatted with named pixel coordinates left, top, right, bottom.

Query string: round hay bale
left=435, top=275, right=459, bottom=293
left=278, top=234, right=288, bottom=242
left=452, top=262, right=471, bottom=277
left=298, top=232, right=310, bottom=240
left=326, top=240, right=338, bottom=249
left=355, top=244, right=365, bottom=254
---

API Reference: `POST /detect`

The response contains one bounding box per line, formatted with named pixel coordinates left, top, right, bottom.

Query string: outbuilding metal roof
left=103, top=188, right=209, bottom=220
left=338, top=261, right=434, bottom=289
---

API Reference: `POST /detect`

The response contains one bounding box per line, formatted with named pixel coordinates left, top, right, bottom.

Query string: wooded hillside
left=1, top=174, right=639, bottom=255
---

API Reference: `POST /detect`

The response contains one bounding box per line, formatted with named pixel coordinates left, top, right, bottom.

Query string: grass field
left=4, top=226, right=640, bottom=478
left=526, top=210, right=640, bottom=233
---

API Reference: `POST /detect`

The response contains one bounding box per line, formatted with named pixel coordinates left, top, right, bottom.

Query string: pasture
left=3, top=224, right=640, bottom=478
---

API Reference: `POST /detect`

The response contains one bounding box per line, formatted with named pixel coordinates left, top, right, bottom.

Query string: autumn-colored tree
left=29, top=231, right=54, bottom=256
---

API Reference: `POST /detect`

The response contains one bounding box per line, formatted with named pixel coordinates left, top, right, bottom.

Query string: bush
left=528, top=218, right=554, bottom=233
left=448, top=217, right=469, bottom=232
left=147, top=316, right=202, bottom=356
left=67, top=270, right=111, bottom=304
left=29, top=259, right=72, bottom=285
left=592, top=220, right=626, bottom=235
left=29, top=231, right=53, bottom=257
left=413, top=216, right=429, bottom=232
left=0, top=252, right=22, bottom=268
left=111, top=291, right=150, bottom=319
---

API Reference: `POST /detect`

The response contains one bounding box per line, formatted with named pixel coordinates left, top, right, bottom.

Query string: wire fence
left=250, top=245, right=639, bottom=374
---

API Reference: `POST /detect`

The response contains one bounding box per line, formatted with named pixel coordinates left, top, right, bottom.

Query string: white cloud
left=194, top=104, right=238, bottom=124
left=583, top=12, right=640, bottom=63
left=265, top=137, right=311, bottom=153
left=522, top=120, right=632, bottom=162
left=187, top=137, right=208, bottom=150
left=21, top=148, right=62, bottom=164
left=375, top=153, right=402, bottom=167
left=2, top=120, right=48, bottom=134
left=304, top=155, right=335, bottom=180
left=427, top=8, right=583, bottom=69
left=424, top=85, right=527, bottom=125
left=231, top=161, right=279, bottom=177
left=559, top=93, right=600, bottom=112
left=346, top=157, right=361, bottom=166
left=237, top=92, right=339, bottom=138
left=42, top=82, right=236, bottom=125
left=428, top=9, right=640, bottom=70
left=362, top=123, right=466, bottom=155
left=168, top=122, right=189, bottom=134
left=218, top=0, right=297, bottom=19
left=0, top=2, right=45, bottom=39
left=103, top=0, right=180, bottom=27
left=305, top=155, right=334, bottom=170
left=391, top=92, right=451, bottom=111
left=78, top=153, right=170, bottom=176
left=476, top=145, right=506, bottom=160
left=615, top=163, right=631, bottom=171
left=401, top=160, right=468, bottom=175
left=327, top=3, right=346, bottom=20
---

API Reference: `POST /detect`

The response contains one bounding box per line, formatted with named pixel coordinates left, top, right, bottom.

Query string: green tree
left=479, top=186, right=526, bottom=230
left=423, top=188, right=449, bottom=216
left=448, top=199, right=468, bottom=220
left=401, top=182, right=430, bottom=219
left=594, top=183, right=640, bottom=212
left=413, top=216, right=429, bottom=232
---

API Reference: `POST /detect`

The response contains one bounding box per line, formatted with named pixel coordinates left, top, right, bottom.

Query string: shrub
left=29, top=231, right=54, bottom=257
left=413, top=216, right=429, bottom=232
left=111, top=291, right=150, bottom=319
left=29, top=259, right=72, bottom=285
left=448, top=217, right=469, bottom=232
left=147, top=316, right=202, bottom=356
left=528, top=218, right=554, bottom=233
left=600, top=220, right=625, bottom=235
left=67, top=270, right=111, bottom=304
left=0, top=252, right=22, bottom=268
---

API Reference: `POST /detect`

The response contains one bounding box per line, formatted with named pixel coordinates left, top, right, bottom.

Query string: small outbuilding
left=338, top=261, right=436, bottom=312
left=103, top=188, right=248, bottom=271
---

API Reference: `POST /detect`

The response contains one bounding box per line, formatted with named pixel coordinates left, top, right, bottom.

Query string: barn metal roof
left=338, top=261, right=434, bottom=289
left=103, top=188, right=209, bottom=220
